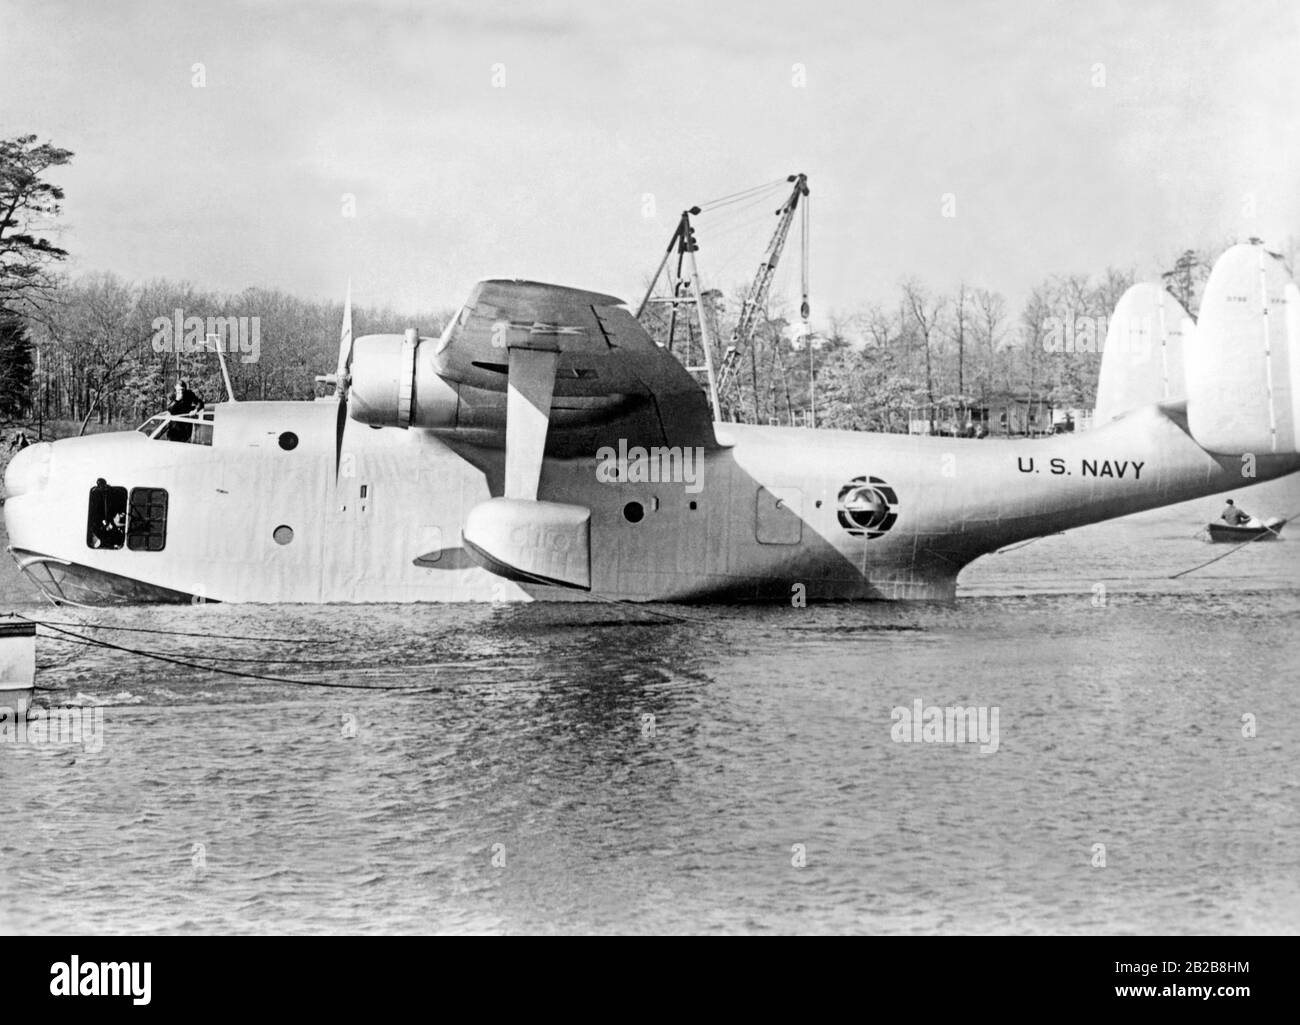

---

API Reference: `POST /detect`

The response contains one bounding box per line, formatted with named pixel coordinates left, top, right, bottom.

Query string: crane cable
left=801, top=194, right=811, bottom=324
left=697, top=178, right=787, bottom=214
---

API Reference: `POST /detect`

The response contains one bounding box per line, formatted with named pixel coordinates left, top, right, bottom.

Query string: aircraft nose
left=4, top=442, right=52, bottom=500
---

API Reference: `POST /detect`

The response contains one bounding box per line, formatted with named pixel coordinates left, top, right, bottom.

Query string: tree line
left=642, top=267, right=1135, bottom=432
left=11, top=271, right=448, bottom=430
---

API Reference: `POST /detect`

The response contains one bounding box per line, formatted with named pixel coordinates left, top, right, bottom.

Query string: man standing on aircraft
left=166, top=379, right=203, bottom=442
left=1220, top=499, right=1251, bottom=526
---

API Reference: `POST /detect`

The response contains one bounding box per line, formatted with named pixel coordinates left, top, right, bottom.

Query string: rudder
left=1094, top=283, right=1190, bottom=424
left=1186, top=242, right=1300, bottom=455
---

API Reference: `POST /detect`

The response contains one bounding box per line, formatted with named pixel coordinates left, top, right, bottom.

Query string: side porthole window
left=278, top=432, right=298, bottom=451
left=273, top=525, right=294, bottom=546
left=623, top=501, right=644, bottom=524
left=127, top=488, right=169, bottom=552
left=86, top=482, right=128, bottom=550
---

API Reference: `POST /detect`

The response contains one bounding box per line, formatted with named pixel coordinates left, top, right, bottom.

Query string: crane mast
left=717, top=173, right=810, bottom=405
left=637, top=173, right=811, bottom=424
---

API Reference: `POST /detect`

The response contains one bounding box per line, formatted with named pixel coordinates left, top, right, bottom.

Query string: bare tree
left=860, top=302, right=893, bottom=350
left=950, top=282, right=969, bottom=399
left=972, top=287, right=1007, bottom=400
left=902, top=278, right=946, bottom=415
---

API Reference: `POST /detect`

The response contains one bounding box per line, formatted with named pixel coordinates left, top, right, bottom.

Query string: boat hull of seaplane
left=6, top=242, right=1300, bottom=605
left=4, top=400, right=1298, bottom=606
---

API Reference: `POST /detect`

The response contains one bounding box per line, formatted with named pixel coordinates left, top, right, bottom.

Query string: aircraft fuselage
left=4, top=400, right=1295, bottom=604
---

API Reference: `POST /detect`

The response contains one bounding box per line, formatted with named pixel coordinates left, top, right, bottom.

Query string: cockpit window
left=137, top=415, right=167, bottom=437
left=136, top=408, right=213, bottom=445
left=87, top=481, right=128, bottom=549
left=127, top=488, right=169, bottom=551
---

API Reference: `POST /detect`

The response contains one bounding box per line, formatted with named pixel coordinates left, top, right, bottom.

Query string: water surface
left=2, top=480, right=1298, bottom=934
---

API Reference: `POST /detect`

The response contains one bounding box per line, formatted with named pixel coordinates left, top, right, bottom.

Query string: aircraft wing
left=345, top=278, right=724, bottom=591
left=430, top=279, right=720, bottom=453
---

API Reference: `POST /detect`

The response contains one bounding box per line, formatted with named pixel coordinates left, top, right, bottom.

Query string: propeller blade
left=334, top=280, right=354, bottom=482
left=334, top=393, right=348, bottom=482
left=336, top=279, right=354, bottom=393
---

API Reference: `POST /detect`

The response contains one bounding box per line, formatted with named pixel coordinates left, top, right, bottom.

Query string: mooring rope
left=11, top=614, right=442, bottom=692
left=578, top=588, right=710, bottom=624
left=34, top=633, right=348, bottom=665
left=10, top=615, right=334, bottom=644
left=994, top=532, right=1065, bottom=555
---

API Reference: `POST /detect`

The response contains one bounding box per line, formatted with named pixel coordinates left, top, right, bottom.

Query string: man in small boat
left=1219, top=499, right=1251, bottom=526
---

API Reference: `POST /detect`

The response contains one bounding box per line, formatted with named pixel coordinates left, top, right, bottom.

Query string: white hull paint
left=6, top=400, right=1297, bottom=605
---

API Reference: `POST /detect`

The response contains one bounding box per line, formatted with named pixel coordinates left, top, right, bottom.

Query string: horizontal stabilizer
left=1187, top=243, right=1300, bottom=455
left=1094, top=283, right=1190, bottom=423
left=462, top=498, right=591, bottom=591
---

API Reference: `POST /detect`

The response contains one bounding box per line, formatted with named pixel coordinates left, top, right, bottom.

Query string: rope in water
left=10, top=614, right=442, bottom=692
left=6, top=593, right=696, bottom=698
left=35, top=634, right=348, bottom=665
left=9, top=615, right=334, bottom=644
left=578, top=588, right=709, bottom=624
left=994, top=533, right=1064, bottom=555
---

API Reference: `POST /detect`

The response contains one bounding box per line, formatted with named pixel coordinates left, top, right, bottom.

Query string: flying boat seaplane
left=5, top=242, right=1300, bottom=606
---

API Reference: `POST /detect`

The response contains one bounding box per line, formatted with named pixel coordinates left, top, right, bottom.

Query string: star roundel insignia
left=836, top=475, right=899, bottom=539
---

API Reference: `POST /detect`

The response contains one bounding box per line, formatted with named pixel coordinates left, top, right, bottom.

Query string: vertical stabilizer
left=1186, top=243, right=1300, bottom=455
left=1093, top=283, right=1190, bottom=424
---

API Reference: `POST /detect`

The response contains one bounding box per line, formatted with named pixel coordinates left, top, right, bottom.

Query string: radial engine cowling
left=348, top=329, right=460, bottom=429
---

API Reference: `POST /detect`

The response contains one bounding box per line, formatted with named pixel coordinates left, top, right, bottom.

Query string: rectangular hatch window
left=127, top=488, right=169, bottom=551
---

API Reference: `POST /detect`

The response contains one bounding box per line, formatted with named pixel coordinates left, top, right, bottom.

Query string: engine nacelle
left=348, top=329, right=460, bottom=429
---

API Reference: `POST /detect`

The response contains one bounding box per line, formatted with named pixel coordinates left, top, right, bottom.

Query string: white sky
left=4, top=0, right=1298, bottom=322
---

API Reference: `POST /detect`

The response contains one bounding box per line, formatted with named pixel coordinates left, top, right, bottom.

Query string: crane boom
left=717, top=173, right=810, bottom=401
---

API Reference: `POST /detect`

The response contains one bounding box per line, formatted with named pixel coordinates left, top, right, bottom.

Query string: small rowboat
left=1205, top=517, right=1286, bottom=543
